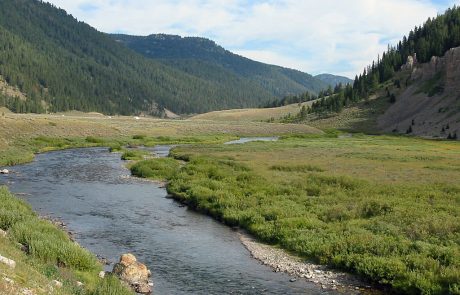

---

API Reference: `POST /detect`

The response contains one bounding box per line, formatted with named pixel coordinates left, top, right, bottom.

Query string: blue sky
left=48, top=0, right=459, bottom=78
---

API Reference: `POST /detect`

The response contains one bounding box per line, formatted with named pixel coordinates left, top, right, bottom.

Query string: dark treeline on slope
left=0, top=0, right=291, bottom=115
left=263, top=84, right=344, bottom=108
left=308, top=5, right=460, bottom=115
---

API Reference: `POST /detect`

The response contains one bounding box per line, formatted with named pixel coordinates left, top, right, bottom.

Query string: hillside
left=111, top=34, right=332, bottom=97
left=314, top=74, right=353, bottom=87
left=0, top=0, right=294, bottom=115
left=377, top=48, right=460, bottom=138
left=284, top=6, right=460, bottom=139
left=191, top=101, right=315, bottom=122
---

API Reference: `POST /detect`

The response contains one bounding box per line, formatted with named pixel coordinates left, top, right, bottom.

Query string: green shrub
left=130, top=158, right=180, bottom=180
left=270, top=164, right=325, bottom=173
left=85, top=136, right=104, bottom=144
left=132, top=134, right=146, bottom=140
left=121, top=150, right=150, bottom=161
left=92, top=274, right=133, bottom=295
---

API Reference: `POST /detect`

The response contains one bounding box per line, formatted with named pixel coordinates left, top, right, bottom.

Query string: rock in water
left=112, top=253, right=152, bottom=294
left=0, top=169, right=9, bottom=174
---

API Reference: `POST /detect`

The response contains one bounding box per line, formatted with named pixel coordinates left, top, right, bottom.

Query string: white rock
left=99, top=271, right=106, bottom=279
left=3, top=277, right=14, bottom=284
left=76, top=281, right=84, bottom=287
left=0, top=255, right=16, bottom=269
left=0, top=229, right=6, bottom=237
left=51, top=280, right=62, bottom=288
left=0, top=169, right=9, bottom=174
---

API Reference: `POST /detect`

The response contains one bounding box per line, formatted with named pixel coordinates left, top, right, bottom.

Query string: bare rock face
left=378, top=47, right=460, bottom=138
left=401, top=54, right=417, bottom=71
left=112, top=253, right=152, bottom=294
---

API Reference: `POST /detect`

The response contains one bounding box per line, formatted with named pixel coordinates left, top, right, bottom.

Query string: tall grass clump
left=121, top=150, right=151, bottom=161
left=92, top=274, right=133, bottom=295
left=0, top=186, right=134, bottom=293
left=9, top=219, right=97, bottom=270
left=130, top=158, right=180, bottom=180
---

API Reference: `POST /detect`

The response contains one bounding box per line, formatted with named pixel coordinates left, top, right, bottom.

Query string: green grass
left=270, top=164, right=325, bottom=173
left=130, top=158, right=181, bottom=181
left=131, top=135, right=460, bottom=294
left=417, top=71, right=445, bottom=97
left=0, top=186, right=133, bottom=294
left=120, top=150, right=151, bottom=161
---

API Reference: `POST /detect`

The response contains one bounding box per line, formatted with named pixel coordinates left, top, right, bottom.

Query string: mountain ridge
left=0, top=0, right=336, bottom=116
left=111, top=33, right=339, bottom=97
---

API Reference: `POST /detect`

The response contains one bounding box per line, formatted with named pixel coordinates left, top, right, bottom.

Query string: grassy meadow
left=0, top=112, right=321, bottom=294
left=131, top=134, right=460, bottom=294
left=0, top=112, right=321, bottom=166
left=190, top=101, right=314, bottom=122
left=1, top=111, right=459, bottom=294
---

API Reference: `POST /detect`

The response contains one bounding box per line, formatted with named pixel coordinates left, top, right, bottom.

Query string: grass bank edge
left=127, top=135, right=460, bottom=295
left=0, top=186, right=133, bottom=294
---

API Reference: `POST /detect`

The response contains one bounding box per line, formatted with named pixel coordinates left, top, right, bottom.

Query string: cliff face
left=378, top=47, right=460, bottom=139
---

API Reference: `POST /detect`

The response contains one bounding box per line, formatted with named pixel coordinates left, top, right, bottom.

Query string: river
left=0, top=144, right=342, bottom=294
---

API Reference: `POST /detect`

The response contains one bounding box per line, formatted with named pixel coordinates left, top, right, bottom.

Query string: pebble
left=99, top=271, right=106, bottom=279
left=239, top=233, right=372, bottom=293
left=0, top=254, right=16, bottom=269
left=3, top=277, right=14, bottom=284
left=51, top=280, right=62, bottom=288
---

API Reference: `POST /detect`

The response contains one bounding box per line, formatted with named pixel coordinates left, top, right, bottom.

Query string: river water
left=0, top=145, right=341, bottom=295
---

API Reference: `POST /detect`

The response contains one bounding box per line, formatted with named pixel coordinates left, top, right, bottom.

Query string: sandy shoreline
left=239, top=233, right=379, bottom=294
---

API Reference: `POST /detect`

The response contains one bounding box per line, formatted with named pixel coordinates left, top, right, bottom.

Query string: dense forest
left=0, top=0, right=332, bottom=115
left=307, top=5, right=460, bottom=115
left=314, top=74, right=352, bottom=87
left=112, top=34, right=332, bottom=99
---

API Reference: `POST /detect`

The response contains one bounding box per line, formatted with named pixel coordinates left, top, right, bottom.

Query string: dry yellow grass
left=0, top=112, right=321, bottom=142
left=190, top=101, right=314, bottom=122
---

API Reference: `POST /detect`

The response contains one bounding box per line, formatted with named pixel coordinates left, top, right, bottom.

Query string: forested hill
left=314, top=74, right=353, bottom=87
left=111, top=34, right=331, bottom=98
left=0, top=0, right=310, bottom=115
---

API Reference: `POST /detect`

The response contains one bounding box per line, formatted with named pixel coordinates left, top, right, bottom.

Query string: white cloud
left=47, top=0, right=459, bottom=78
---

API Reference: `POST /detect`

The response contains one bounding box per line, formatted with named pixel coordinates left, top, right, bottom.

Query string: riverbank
left=239, top=233, right=376, bottom=294
left=0, top=186, right=133, bottom=295
left=129, top=135, right=460, bottom=295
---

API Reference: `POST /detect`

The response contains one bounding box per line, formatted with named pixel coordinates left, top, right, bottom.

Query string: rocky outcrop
left=401, top=54, right=417, bottom=70
left=378, top=47, right=460, bottom=139
left=112, top=253, right=152, bottom=294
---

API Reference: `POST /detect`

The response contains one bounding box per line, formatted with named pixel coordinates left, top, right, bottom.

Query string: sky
left=46, top=0, right=459, bottom=78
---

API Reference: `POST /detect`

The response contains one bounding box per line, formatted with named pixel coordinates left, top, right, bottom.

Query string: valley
left=1, top=1, right=460, bottom=295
